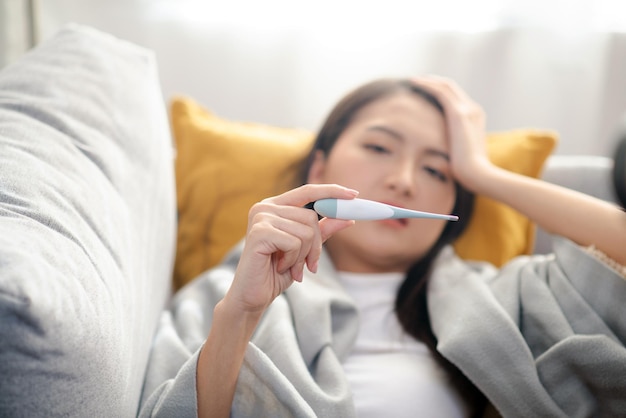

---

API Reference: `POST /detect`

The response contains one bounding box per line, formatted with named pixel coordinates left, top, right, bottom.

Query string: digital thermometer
left=313, top=198, right=458, bottom=221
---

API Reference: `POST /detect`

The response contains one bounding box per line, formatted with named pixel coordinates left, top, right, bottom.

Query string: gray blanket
left=139, top=237, right=626, bottom=417
left=430, top=237, right=626, bottom=417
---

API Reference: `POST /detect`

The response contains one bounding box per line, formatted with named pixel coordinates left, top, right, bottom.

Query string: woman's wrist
left=196, top=297, right=264, bottom=417
left=455, top=156, right=499, bottom=195
left=214, top=296, right=265, bottom=336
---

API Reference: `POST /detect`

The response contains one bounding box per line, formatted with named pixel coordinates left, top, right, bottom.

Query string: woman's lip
left=378, top=218, right=409, bottom=228
left=369, top=200, right=411, bottom=226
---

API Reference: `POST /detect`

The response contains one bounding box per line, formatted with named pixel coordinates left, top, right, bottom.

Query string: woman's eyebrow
left=425, top=148, right=450, bottom=161
left=366, top=125, right=404, bottom=141
left=366, top=125, right=450, bottom=161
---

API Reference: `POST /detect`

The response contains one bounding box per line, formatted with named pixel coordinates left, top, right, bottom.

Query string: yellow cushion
left=171, top=97, right=314, bottom=290
left=171, top=96, right=558, bottom=290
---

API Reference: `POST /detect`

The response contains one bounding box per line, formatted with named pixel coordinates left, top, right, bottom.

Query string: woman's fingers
left=318, top=217, right=356, bottom=242
left=248, top=210, right=316, bottom=272
left=411, top=76, right=484, bottom=120
left=307, top=217, right=355, bottom=274
left=248, top=183, right=359, bottom=275
left=235, top=183, right=359, bottom=308
left=410, top=75, right=469, bottom=104
left=247, top=185, right=357, bottom=280
left=267, top=183, right=359, bottom=208
left=409, top=75, right=490, bottom=191
left=271, top=215, right=355, bottom=277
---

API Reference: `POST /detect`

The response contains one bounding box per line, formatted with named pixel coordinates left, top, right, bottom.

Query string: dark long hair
left=301, top=78, right=486, bottom=415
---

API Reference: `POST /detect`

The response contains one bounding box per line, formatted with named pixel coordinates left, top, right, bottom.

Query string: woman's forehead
left=354, top=92, right=442, bottom=122
left=349, top=93, right=446, bottom=140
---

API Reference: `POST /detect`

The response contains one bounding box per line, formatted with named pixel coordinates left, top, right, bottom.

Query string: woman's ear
left=307, top=150, right=327, bottom=184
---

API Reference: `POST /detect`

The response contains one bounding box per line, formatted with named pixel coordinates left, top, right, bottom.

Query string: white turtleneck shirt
left=338, top=271, right=470, bottom=418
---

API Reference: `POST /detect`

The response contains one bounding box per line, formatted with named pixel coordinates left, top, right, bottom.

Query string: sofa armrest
left=0, top=24, right=176, bottom=416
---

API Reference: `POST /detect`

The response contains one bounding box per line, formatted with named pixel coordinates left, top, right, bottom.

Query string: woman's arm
left=473, top=163, right=626, bottom=265
left=196, top=300, right=262, bottom=417
left=413, top=75, right=626, bottom=265
left=195, top=184, right=358, bottom=417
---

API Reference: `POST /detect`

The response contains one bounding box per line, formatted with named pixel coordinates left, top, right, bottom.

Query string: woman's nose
left=386, top=159, right=416, bottom=196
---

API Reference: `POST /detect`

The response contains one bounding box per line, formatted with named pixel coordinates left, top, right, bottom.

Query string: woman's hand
left=410, top=75, right=492, bottom=192
left=411, top=75, right=626, bottom=266
left=222, top=184, right=358, bottom=317
left=198, top=184, right=357, bottom=418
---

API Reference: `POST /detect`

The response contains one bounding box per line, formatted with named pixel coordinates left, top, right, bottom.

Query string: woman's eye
left=424, top=166, right=448, bottom=182
left=364, top=143, right=390, bottom=154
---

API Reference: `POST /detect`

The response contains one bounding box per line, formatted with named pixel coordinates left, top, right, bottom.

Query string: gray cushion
left=0, top=24, right=176, bottom=416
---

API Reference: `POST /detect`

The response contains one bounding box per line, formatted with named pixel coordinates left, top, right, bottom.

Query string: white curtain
left=35, top=0, right=626, bottom=156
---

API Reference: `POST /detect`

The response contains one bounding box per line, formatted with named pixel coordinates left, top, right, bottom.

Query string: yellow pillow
left=171, top=96, right=557, bottom=290
left=171, top=97, right=314, bottom=290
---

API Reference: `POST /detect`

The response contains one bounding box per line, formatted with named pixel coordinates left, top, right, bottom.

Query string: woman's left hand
left=410, top=75, right=492, bottom=191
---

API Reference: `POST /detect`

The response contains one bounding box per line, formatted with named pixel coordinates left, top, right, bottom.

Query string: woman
left=139, top=76, right=626, bottom=418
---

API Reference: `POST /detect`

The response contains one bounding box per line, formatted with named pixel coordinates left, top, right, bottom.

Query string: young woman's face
left=308, top=91, right=456, bottom=273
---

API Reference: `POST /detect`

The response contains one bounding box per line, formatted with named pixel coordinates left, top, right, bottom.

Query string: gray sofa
left=0, top=24, right=618, bottom=416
